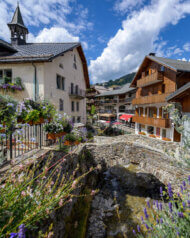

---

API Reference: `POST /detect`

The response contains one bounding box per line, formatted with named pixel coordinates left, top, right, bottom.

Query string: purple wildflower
left=147, top=201, right=150, bottom=208
left=188, top=200, right=190, bottom=207
left=160, top=186, right=163, bottom=196
left=10, top=233, right=18, bottom=238
left=178, top=212, right=184, bottom=218
left=182, top=181, right=186, bottom=187
left=156, top=218, right=159, bottom=224
left=168, top=202, right=173, bottom=213
left=141, top=216, right=144, bottom=222
left=156, top=200, right=159, bottom=210
left=182, top=202, right=186, bottom=209
left=137, top=225, right=141, bottom=232
left=18, top=224, right=25, bottom=238
left=145, top=224, right=149, bottom=230
left=144, top=208, right=149, bottom=219
left=133, top=229, right=136, bottom=235
left=177, top=193, right=181, bottom=198
left=160, top=218, right=163, bottom=224
left=168, top=183, right=173, bottom=198
left=180, top=185, right=184, bottom=193
left=188, top=175, right=190, bottom=185
left=176, top=231, right=180, bottom=236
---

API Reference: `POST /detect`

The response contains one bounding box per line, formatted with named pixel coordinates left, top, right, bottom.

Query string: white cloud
left=183, top=42, right=190, bottom=51
left=0, top=0, right=91, bottom=43
left=114, top=0, right=144, bottom=13
left=89, top=0, right=190, bottom=83
left=29, top=27, right=79, bottom=43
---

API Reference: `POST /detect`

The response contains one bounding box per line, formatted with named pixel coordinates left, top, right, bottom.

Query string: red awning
left=119, top=114, right=133, bottom=121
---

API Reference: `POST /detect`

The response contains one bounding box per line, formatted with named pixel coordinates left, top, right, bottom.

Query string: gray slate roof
left=148, top=55, right=190, bottom=72
left=96, top=83, right=135, bottom=97
left=0, top=42, right=80, bottom=62
left=167, top=82, right=190, bottom=101
left=0, top=39, right=16, bottom=52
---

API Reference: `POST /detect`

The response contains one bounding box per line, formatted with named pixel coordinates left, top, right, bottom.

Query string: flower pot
left=0, top=128, right=5, bottom=133
left=47, top=132, right=66, bottom=140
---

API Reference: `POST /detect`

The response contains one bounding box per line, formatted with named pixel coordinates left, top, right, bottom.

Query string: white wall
left=43, top=48, right=87, bottom=123
left=0, top=47, right=87, bottom=124
left=0, top=63, right=44, bottom=100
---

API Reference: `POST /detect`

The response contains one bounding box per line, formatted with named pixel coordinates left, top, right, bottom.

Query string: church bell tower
left=7, top=3, right=29, bottom=45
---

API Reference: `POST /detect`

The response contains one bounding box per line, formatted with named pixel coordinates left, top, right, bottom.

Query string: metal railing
left=69, top=87, right=86, bottom=98
left=0, top=124, right=58, bottom=162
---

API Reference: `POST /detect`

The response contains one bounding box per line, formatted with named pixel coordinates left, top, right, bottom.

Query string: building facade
left=95, top=83, right=136, bottom=122
left=167, top=82, right=190, bottom=144
left=86, top=85, right=110, bottom=115
left=131, top=54, right=190, bottom=142
left=0, top=5, right=89, bottom=124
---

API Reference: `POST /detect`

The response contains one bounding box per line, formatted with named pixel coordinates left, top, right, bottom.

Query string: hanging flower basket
left=47, top=132, right=66, bottom=140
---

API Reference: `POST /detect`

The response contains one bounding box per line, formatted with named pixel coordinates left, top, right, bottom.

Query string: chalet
left=167, top=82, right=190, bottom=143
left=0, top=4, right=90, bottom=124
left=86, top=85, right=110, bottom=115
left=95, top=83, right=136, bottom=124
left=130, top=53, right=190, bottom=142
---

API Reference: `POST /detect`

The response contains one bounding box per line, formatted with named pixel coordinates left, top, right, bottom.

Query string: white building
left=0, top=4, right=90, bottom=124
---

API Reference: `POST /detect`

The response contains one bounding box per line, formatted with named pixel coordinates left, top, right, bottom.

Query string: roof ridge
left=26, top=42, right=80, bottom=45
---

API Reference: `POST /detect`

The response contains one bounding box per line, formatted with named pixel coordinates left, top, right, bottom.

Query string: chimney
left=149, top=53, right=156, bottom=56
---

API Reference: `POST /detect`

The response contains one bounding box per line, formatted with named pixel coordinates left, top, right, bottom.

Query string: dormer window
left=73, top=55, right=77, bottom=70
left=59, top=63, right=64, bottom=69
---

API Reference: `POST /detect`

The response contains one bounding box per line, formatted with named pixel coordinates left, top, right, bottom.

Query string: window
left=162, top=84, right=165, bottom=94
left=76, top=102, right=79, bottom=111
left=71, top=83, right=74, bottom=94
left=0, top=69, right=12, bottom=83
left=162, top=129, right=166, bottom=138
left=59, top=99, right=64, bottom=111
left=77, top=116, right=81, bottom=123
left=73, top=55, right=77, bottom=70
left=72, top=117, right=75, bottom=123
left=75, top=85, right=79, bottom=95
left=59, top=63, right=64, bottom=69
left=71, top=101, right=75, bottom=112
left=56, top=74, right=64, bottom=90
left=147, top=126, right=154, bottom=135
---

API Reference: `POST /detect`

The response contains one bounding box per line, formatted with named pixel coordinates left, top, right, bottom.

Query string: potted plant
left=64, top=133, right=78, bottom=146
left=44, top=116, right=73, bottom=140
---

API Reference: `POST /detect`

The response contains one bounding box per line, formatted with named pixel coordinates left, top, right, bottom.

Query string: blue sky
left=1, top=0, right=190, bottom=84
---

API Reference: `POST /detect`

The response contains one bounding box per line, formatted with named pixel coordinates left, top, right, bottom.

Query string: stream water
left=87, top=163, right=164, bottom=238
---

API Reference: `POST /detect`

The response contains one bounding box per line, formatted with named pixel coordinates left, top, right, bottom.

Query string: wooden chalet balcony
left=132, top=116, right=170, bottom=128
left=137, top=72, right=163, bottom=88
left=132, top=93, right=171, bottom=105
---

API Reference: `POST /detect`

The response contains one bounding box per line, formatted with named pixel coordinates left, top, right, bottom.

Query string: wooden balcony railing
left=132, top=116, right=170, bottom=128
left=132, top=93, right=171, bottom=105
left=137, top=71, right=163, bottom=88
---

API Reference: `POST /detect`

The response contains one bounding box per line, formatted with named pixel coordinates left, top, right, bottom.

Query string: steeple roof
left=9, top=3, right=26, bottom=29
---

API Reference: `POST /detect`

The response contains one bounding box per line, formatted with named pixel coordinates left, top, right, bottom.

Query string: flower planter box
left=149, top=134, right=156, bottom=138
left=162, top=137, right=171, bottom=142
left=27, top=118, right=45, bottom=126
left=0, top=128, right=5, bottom=133
left=47, top=132, right=66, bottom=140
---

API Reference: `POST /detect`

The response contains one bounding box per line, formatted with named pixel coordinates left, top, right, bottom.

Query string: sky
left=1, top=0, right=190, bottom=84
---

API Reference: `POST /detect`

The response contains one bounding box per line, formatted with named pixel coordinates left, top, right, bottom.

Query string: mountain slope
left=95, top=72, right=136, bottom=87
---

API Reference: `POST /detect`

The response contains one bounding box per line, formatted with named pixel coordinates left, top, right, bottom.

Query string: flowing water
left=91, top=163, right=164, bottom=238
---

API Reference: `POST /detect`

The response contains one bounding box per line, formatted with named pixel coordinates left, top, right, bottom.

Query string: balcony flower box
left=162, top=137, right=171, bottom=142
left=149, top=134, right=156, bottom=138
left=138, top=132, right=146, bottom=135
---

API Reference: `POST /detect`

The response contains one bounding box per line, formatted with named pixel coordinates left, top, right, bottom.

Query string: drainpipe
left=32, top=63, right=37, bottom=101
